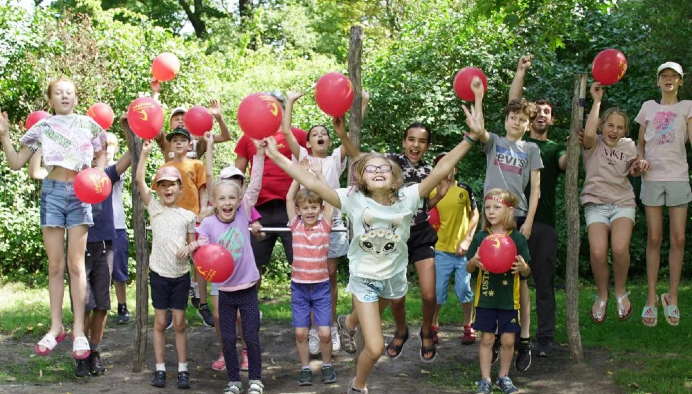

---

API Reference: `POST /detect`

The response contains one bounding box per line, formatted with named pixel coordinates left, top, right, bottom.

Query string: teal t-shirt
left=524, top=138, right=566, bottom=226
left=336, top=184, right=422, bottom=280
left=467, top=230, right=531, bottom=310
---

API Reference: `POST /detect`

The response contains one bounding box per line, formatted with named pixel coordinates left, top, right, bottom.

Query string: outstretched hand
left=252, top=138, right=267, bottom=156
left=0, top=111, right=9, bottom=137
left=590, top=82, right=604, bottom=102
left=287, top=91, right=305, bottom=103
left=150, top=79, right=161, bottom=95
left=436, top=175, right=452, bottom=198
left=141, top=139, right=154, bottom=155
left=333, top=116, right=346, bottom=135
left=470, top=76, right=484, bottom=99
left=203, top=131, right=214, bottom=145
left=208, top=99, right=222, bottom=118
left=263, top=136, right=279, bottom=158
left=517, top=54, right=533, bottom=73
left=462, top=104, right=483, bottom=136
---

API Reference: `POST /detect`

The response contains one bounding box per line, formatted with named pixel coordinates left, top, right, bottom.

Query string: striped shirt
left=289, top=215, right=331, bottom=283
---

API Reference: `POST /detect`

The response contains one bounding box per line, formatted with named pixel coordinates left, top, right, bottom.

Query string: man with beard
left=508, top=55, right=567, bottom=360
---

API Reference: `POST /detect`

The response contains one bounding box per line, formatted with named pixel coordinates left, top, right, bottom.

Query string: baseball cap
left=170, top=106, right=187, bottom=120
left=165, top=126, right=191, bottom=141
left=433, top=152, right=447, bottom=165
left=657, top=62, right=684, bottom=78
left=155, top=166, right=182, bottom=184
left=219, top=166, right=245, bottom=185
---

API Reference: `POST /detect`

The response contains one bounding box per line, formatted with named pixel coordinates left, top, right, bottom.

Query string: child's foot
left=461, top=325, right=477, bottom=345
left=247, top=379, right=264, bottom=394
left=177, top=371, right=191, bottom=389
left=117, top=304, right=130, bottom=324
left=347, top=378, right=368, bottom=394
left=474, top=379, right=492, bottom=394
left=641, top=295, right=658, bottom=327
left=74, top=358, right=91, bottom=380
left=661, top=293, right=680, bottom=326
left=196, top=304, right=214, bottom=327
left=35, top=329, right=66, bottom=356
left=151, top=371, right=166, bottom=388
left=330, top=325, right=341, bottom=352
left=515, top=337, right=532, bottom=372
left=89, top=350, right=106, bottom=376
left=240, top=349, right=249, bottom=371
left=495, top=375, right=519, bottom=394
left=337, top=315, right=357, bottom=354
left=298, top=368, right=313, bottom=386
left=431, top=325, right=439, bottom=345
left=211, top=351, right=226, bottom=371
left=223, top=381, right=242, bottom=394
left=321, top=365, right=337, bottom=384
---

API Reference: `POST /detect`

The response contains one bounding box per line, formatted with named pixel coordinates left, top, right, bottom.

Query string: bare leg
left=462, top=302, right=473, bottom=326
left=478, top=332, right=494, bottom=382
left=67, top=225, right=89, bottom=356
left=89, top=310, right=108, bottom=346
left=415, top=258, right=437, bottom=358
left=666, top=205, right=687, bottom=324
left=327, top=258, right=339, bottom=322
left=644, top=205, right=663, bottom=325
left=318, top=326, right=332, bottom=364
left=610, top=218, right=634, bottom=316
left=114, top=281, right=127, bottom=305
left=173, top=309, right=187, bottom=363
left=498, top=332, right=515, bottom=377
left=588, top=222, right=611, bottom=316
left=519, top=281, right=531, bottom=338
left=352, top=299, right=384, bottom=390
left=212, top=295, right=222, bottom=343
left=152, top=309, right=167, bottom=364
left=295, top=327, right=309, bottom=367
left=41, top=227, right=67, bottom=350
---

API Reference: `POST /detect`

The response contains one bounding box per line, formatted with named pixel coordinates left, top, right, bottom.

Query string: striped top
left=289, top=215, right=331, bottom=283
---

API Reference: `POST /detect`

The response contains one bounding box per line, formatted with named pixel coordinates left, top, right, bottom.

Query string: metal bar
left=145, top=226, right=348, bottom=233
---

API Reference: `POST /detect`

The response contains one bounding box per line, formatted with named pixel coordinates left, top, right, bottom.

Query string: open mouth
left=536, top=118, right=546, bottom=126
left=164, top=192, right=174, bottom=198
left=316, top=138, right=326, bottom=147
left=373, top=175, right=386, bottom=182
left=408, top=149, right=421, bottom=159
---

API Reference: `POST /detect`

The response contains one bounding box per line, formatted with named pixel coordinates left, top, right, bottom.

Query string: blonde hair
left=599, top=107, right=630, bottom=136
left=348, top=152, right=404, bottom=205
left=46, top=78, right=76, bottom=99
left=200, top=179, right=243, bottom=220
left=481, top=188, right=520, bottom=232
left=295, top=188, right=323, bottom=207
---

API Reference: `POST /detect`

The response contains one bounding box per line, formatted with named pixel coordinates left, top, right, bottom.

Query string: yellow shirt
left=154, top=159, right=206, bottom=215
left=430, top=182, right=476, bottom=253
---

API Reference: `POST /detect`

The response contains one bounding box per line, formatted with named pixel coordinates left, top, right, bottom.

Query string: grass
left=1, top=279, right=690, bottom=392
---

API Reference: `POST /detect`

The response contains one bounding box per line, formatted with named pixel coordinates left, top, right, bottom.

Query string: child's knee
left=364, top=337, right=384, bottom=358
left=173, top=320, right=186, bottom=333
left=501, top=333, right=515, bottom=348
left=295, top=329, right=308, bottom=343
left=317, top=328, right=331, bottom=343
left=480, top=332, right=495, bottom=346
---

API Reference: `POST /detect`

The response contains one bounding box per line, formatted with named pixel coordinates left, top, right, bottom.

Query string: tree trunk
left=125, top=126, right=150, bottom=373
left=178, top=0, right=207, bottom=38
left=564, top=73, right=587, bottom=364
left=238, top=0, right=252, bottom=21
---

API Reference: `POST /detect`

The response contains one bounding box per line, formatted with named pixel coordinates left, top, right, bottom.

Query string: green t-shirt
left=467, top=230, right=531, bottom=310
left=524, top=138, right=566, bottom=227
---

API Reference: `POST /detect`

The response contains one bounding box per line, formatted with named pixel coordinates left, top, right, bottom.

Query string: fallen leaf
left=606, top=371, right=613, bottom=375
left=421, top=369, right=430, bottom=374
left=397, top=373, right=408, bottom=377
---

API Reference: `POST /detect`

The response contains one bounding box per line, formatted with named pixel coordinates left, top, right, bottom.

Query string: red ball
left=25, top=111, right=51, bottom=130
left=453, top=67, right=488, bottom=101
left=151, top=52, right=180, bottom=82
left=428, top=207, right=441, bottom=232
left=184, top=106, right=214, bottom=137
left=237, top=93, right=283, bottom=140
left=74, top=168, right=113, bottom=204
left=478, top=233, right=517, bottom=274
left=194, top=244, right=235, bottom=283
left=127, top=97, right=164, bottom=139
left=592, top=49, right=628, bottom=86
left=87, top=103, right=114, bottom=130
left=314, top=72, right=354, bottom=117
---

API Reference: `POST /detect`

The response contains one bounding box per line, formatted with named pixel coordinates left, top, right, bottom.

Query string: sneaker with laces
left=330, top=325, right=341, bottom=352
left=491, top=336, right=501, bottom=365
left=165, top=308, right=173, bottom=330
left=224, top=381, right=242, bottom=394
left=211, top=351, right=226, bottom=371
left=308, top=329, right=320, bottom=355
left=240, top=349, right=249, bottom=371
left=347, top=378, right=368, bottom=394
left=537, top=338, right=554, bottom=357
left=474, top=379, right=492, bottom=394
left=495, top=376, right=519, bottom=393
left=151, top=370, right=166, bottom=388
left=117, top=304, right=130, bottom=324
left=515, top=338, right=532, bottom=372
left=197, top=304, right=215, bottom=327
left=177, top=371, right=191, bottom=389
left=337, top=315, right=357, bottom=354
left=89, top=350, right=106, bottom=376
left=321, top=365, right=337, bottom=384
left=74, top=358, right=91, bottom=379
left=189, top=283, right=200, bottom=309
left=298, top=368, right=313, bottom=386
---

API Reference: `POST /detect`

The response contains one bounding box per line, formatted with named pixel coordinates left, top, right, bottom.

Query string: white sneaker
left=308, top=329, right=320, bottom=355
left=331, top=325, right=341, bottom=352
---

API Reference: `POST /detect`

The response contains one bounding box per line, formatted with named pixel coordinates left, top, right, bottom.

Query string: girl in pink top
left=581, top=82, right=648, bottom=324
left=635, top=62, right=692, bottom=327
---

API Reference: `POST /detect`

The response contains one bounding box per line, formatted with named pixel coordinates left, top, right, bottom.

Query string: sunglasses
left=363, top=164, right=392, bottom=174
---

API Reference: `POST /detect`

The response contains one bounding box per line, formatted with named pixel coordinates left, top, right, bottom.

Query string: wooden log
left=564, top=73, right=587, bottom=364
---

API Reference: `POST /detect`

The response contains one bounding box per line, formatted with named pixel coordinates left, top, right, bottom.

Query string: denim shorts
left=584, top=203, right=636, bottom=227
left=40, top=179, right=93, bottom=228
left=210, top=282, right=219, bottom=296
left=434, top=251, right=473, bottom=304
left=291, top=281, right=332, bottom=327
left=346, top=270, right=408, bottom=303
left=327, top=219, right=349, bottom=259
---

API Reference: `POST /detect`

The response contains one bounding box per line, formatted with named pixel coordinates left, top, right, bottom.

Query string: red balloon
left=478, top=233, right=518, bottom=274
left=194, top=244, right=235, bottom=283
left=453, top=67, right=488, bottom=101
left=151, top=52, right=181, bottom=82
left=428, top=207, right=441, bottom=232
left=74, top=168, right=113, bottom=204
left=184, top=106, right=213, bottom=137
left=25, top=111, right=51, bottom=130
left=237, top=93, right=283, bottom=139
left=314, top=72, right=354, bottom=117
left=592, top=49, right=628, bottom=86
left=127, top=97, right=164, bottom=139
left=87, top=103, right=114, bottom=130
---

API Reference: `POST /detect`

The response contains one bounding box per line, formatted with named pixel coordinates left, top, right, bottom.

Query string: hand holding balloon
left=590, top=82, right=604, bottom=103
left=511, top=255, right=530, bottom=276
left=0, top=111, right=9, bottom=137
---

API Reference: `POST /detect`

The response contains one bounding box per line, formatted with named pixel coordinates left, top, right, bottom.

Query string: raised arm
left=115, top=117, right=133, bottom=176
left=334, top=116, right=360, bottom=159
left=286, top=180, right=299, bottom=222
left=209, top=99, right=231, bottom=143
left=264, top=136, right=341, bottom=208
left=582, top=82, right=603, bottom=150
left=0, top=111, right=34, bottom=170
left=242, top=139, right=266, bottom=216
left=467, top=77, right=489, bottom=144
left=282, top=91, right=303, bottom=160
left=204, top=131, right=215, bottom=201
left=508, top=54, right=532, bottom=103
left=135, top=139, right=154, bottom=206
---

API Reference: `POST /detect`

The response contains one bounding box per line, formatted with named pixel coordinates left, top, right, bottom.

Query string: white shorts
left=346, top=270, right=408, bottom=303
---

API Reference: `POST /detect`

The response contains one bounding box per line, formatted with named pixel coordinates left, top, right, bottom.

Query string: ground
left=0, top=319, right=623, bottom=394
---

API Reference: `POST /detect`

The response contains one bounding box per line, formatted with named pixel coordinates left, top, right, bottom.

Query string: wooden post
left=124, top=123, right=150, bottom=373
left=564, top=73, right=587, bottom=363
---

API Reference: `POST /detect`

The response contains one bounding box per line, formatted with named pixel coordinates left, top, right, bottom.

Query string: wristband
left=464, top=133, right=479, bottom=145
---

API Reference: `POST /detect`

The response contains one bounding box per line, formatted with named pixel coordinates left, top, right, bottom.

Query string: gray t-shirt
left=482, top=132, right=543, bottom=217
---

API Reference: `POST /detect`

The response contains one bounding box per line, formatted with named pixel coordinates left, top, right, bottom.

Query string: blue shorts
left=149, top=271, right=190, bottom=310
left=112, top=229, right=129, bottom=282
left=40, top=179, right=93, bottom=228
left=210, top=282, right=219, bottom=296
left=472, top=307, right=521, bottom=334
left=435, top=251, right=473, bottom=304
left=291, top=281, right=332, bottom=328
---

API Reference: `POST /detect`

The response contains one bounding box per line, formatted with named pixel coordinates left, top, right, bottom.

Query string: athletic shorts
left=291, top=281, right=332, bottom=327
left=640, top=180, right=692, bottom=207
left=150, top=271, right=190, bottom=310
left=112, top=229, right=130, bottom=282
left=472, top=307, right=521, bottom=334
left=85, top=241, right=113, bottom=311
left=40, top=179, right=93, bottom=228
left=346, top=270, right=408, bottom=303
left=406, top=222, right=437, bottom=263
left=584, top=203, right=636, bottom=227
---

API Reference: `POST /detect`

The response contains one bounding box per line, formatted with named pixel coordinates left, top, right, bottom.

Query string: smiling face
left=170, top=134, right=191, bottom=155
left=306, top=126, right=331, bottom=156
left=170, top=113, right=185, bottom=130
left=657, top=69, right=683, bottom=94
left=402, top=127, right=430, bottom=164
left=155, top=180, right=182, bottom=206
left=213, top=182, right=241, bottom=222
left=48, top=80, right=77, bottom=115
left=532, top=103, right=554, bottom=135
left=361, top=157, right=394, bottom=192
left=504, top=110, right=531, bottom=140
left=600, top=112, right=627, bottom=147
left=297, top=200, right=322, bottom=227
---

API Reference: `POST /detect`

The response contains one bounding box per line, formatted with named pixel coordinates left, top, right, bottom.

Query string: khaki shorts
left=640, top=181, right=692, bottom=207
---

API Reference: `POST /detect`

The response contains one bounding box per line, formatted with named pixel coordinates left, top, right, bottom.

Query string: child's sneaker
left=223, top=381, right=242, bottom=394
left=495, top=376, right=519, bottom=393
left=515, top=337, right=532, bottom=372
left=197, top=304, right=215, bottom=327
left=165, top=308, right=173, bottom=330
left=189, top=282, right=200, bottom=309
left=491, top=336, right=501, bottom=365
left=337, top=315, right=357, bottom=354
left=117, top=304, right=130, bottom=324
left=211, top=351, right=226, bottom=371
left=177, top=371, right=191, bottom=389
left=474, top=379, right=492, bottom=394
left=88, top=350, right=106, bottom=376
left=240, top=349, right=249, bottom=371
left=331, top=325, right=341, bottom=352
left=321, top=365, right=337, bottom=384
left=461, top=325, right=477, bottom=345
left=298, top=368, right=313, bottom=386
left=308, top=329, right=320, bottom=355
left=247, top=380, right=264, bottom=394
left=74, top=358, right=91, bottom=380
left=151, top=371, right=166, bottom=388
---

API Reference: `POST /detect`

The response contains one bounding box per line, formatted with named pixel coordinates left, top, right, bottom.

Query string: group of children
left=0, top=56, right=689, bottom=394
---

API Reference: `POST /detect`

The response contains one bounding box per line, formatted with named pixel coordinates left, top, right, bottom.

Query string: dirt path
left=0, top=320, right=623, bottom=394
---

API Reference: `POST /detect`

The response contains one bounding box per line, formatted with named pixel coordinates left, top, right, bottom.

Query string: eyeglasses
left=363, top=164, right=392, bottom=174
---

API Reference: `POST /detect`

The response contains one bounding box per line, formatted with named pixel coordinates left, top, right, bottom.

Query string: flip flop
left=661, top=293, right=680, bottom=327
left=590, top=296, right=608, bottom=324
left=641, top=300, right=658, bottom=327
left=35, top=330, right=67, bottom=356
left=616, top=291, right=633, bottom=321
left=72, top=336, right=91, bottom=360
left=386, top=326, right=409, bottom=359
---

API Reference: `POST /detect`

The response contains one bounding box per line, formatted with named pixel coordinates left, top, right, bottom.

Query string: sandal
left=590, top=296, right=608, bottom=324
left=72, top=336, right=91, bottom=360
left=431, top=325, right=439, bottom=345
left=419, top=327, right=437, bottom=363
left=386, top=326, right=409, bottom=359
left=35, top=330, right=67, bottom=356
left=616, top=291, right=633, bottom=321
left=661, top=293, right=680, bottom=327
left=641, top=300, right=658, bottom=327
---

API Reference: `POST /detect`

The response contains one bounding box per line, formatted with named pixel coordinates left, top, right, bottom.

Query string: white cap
left=170, top=106, right=187, bottom=119
left=219, top=166, right=245, bottom=184
left=657, top=62, right=684, bottom=78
